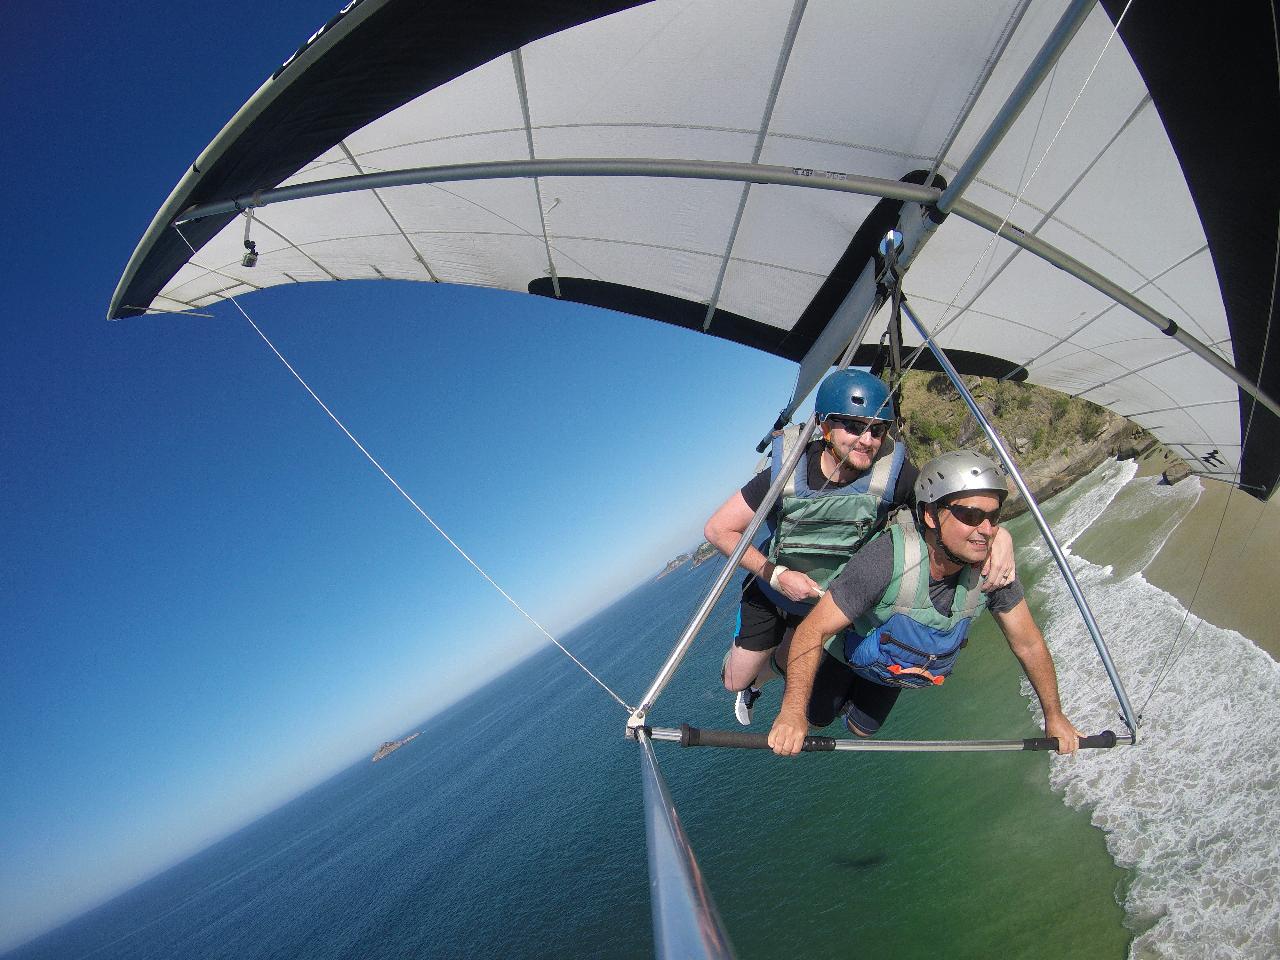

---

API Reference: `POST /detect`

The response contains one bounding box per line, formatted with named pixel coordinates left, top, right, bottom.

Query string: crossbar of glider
left=650, top=724, right=1133, bottom=753
left=949, top=199, right=1274, bottom=418
left=172, top=158, right=938, bottom=222
left=166, top=156, right=1279, bottom=420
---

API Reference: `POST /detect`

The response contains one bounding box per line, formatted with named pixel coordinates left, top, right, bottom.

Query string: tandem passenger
left=703, top=370, right=1017, bottom=726
left=767, top=450, right=1083, bottom=756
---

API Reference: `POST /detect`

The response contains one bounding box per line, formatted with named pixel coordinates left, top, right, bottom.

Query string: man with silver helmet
left=767, top=448, right=1083, bottom=756
left=704, top=370, right=1017, bottom=726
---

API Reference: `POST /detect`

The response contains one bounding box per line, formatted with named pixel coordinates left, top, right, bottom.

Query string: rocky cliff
left=896, top=371, right=1156, bottom=519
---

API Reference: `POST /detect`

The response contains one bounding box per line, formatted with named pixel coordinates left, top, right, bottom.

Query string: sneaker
left=734, top=686, right=762, bottom=726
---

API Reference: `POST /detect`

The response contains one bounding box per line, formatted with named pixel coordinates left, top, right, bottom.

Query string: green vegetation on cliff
left=900, top=371, right=1119, bottom=463
left=896, top=371, right=1153, bottom=516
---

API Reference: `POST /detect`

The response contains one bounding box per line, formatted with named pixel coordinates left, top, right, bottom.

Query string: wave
left=1022, top=462, right=1280, bottom=958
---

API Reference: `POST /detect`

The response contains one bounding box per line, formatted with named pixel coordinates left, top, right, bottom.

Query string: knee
left=842, top=705, right=881, bottom=738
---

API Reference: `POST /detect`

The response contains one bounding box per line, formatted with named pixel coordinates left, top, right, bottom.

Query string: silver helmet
left=914, top=450, right=1008, bottom=506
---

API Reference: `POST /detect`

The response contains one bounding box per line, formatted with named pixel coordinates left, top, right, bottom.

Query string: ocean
left=8, top=461, right=1277, bottom=959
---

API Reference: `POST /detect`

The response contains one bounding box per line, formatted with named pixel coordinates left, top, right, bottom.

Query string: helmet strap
left=818, top=424, right=857, bottom=486
left=924, top=506, right=971, bottom=567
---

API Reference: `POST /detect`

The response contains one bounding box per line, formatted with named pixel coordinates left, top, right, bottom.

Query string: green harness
left=827, top=515, right=988, bottom=682
left=762, top=425, right=904, bottom=602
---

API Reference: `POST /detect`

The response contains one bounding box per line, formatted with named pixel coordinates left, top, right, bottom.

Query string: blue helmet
left=815, top=369, right=894, bottom=422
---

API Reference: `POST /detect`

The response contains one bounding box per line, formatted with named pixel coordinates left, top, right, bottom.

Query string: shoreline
left=1126, top=448, right=1279, bottom=660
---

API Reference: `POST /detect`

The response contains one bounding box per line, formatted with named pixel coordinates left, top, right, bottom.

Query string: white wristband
left=769, top=564, right=789, bottom=590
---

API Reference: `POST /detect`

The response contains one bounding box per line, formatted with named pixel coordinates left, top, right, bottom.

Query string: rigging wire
left=862, top=0, right=1151, bottom=728
left=171, top=223, right=635, bottom=714
left=873, top=0, right=1270, bottom=722
left=1135, top=190, right=1280, bottom=714
left=897, top=0, right=1136, bottom=371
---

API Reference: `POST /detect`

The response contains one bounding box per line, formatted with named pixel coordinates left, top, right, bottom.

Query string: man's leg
left=804, top=649, right=859, bottom=728
left=723, top=646, right=778, bottom=692
left=841, top=673, right=902, bottom=737
left=723, top=583, right=790, bottom=724
left=722, top=584, right=787, bottom=692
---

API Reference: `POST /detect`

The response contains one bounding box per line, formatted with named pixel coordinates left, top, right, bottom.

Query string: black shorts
left=737, top=579, right=900, bottom=734
left=802, top=651, right=900, bottom=733
left=733, top=578, right=806, bottom=652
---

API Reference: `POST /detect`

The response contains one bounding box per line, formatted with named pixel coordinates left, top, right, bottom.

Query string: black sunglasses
left=826, top=416, right=889, bottom=439
left=942, top=503, right=1002, bottom=527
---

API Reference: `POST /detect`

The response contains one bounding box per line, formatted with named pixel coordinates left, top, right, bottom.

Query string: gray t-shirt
left=828, top=531, right=1023, bottom=623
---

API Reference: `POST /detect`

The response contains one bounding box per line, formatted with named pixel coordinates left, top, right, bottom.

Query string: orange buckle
left=888, top=663, right=944, bottom=685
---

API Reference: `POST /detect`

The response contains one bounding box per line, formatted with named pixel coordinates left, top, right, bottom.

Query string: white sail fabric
left=125, top=0, right=1259, bottom=488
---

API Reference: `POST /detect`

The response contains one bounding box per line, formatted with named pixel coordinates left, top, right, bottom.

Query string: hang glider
left=108, top=0, right=1278, bottom=499
left=107, top=3, right=1280, bottom=955
left=108, top=0, right=1279, bottom=500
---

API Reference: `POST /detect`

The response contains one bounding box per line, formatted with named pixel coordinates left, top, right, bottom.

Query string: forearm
left=779, top=622, right=826, bottom=720
left=1012, top=640, right=1066, bottom=721
left=995, top=604, right=1080, bottom=753
left=713, top=536, right=771, bottom=578
left=770, top=595, right=854, bottom=756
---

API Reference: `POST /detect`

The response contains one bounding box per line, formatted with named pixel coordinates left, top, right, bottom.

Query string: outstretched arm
left=768, top=594, right=852, bottom=756
left=992, top=600, right=1082, bottom=754
left=704, top=491, right=820, bottom=602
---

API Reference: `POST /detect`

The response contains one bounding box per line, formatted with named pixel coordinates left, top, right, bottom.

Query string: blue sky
left=0, top=3, right=798, bottom=950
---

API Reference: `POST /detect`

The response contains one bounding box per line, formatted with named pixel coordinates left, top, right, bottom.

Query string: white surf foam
left=1022, top=465, right=1280, bottom=959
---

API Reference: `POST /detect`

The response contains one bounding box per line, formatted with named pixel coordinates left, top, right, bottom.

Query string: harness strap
left=890, top=515, right=985, bottom=620
left=771, top=425, right=809, bottom=498
left=864, top=435, right=897, bottom=503
left=959, top=568, right=985, bottom=618
left=892, top=523, right=922, bottom=616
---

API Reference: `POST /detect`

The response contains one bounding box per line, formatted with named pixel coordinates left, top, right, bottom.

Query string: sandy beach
left=1126, top=448, right=1279, bottom=659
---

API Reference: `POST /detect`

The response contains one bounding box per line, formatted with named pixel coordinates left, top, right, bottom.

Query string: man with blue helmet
left=704, top=370, right=1016, bottom=725
left=766, top=449, right=1082, bottom=755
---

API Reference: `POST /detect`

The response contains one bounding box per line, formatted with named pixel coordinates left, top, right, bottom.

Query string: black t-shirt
left=740, top=439, right=919, bottom=511
left=828, top=532, right=1024, bottom=622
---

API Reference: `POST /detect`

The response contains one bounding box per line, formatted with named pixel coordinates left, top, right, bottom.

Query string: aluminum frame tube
left=935, top=0, right=1097, bottom=215
left=950, top=199, right=1280, bottom=420
left=638, top=731, right=737, bottom=960
left=783, top=194, right=947, bottom=437
left=779, top=260, right=881, bottom=441
left=628, top=412, right=819, bottom=730
left=174, top=159, right=939, bottom=223
left=899, top=299, right=1140, bottom=738
left=645, top=727, right=1136, bottom=752
left=161, top=155, right=1279, bottom=422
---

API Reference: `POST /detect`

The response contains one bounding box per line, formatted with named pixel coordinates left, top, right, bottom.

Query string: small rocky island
left=656, top=541, right=719, bottom=580
left=655, top=553, right=690, bottom=579
left=372, top=732, right=420, bottom=762
left=690, top=541, right=718, bottom=566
